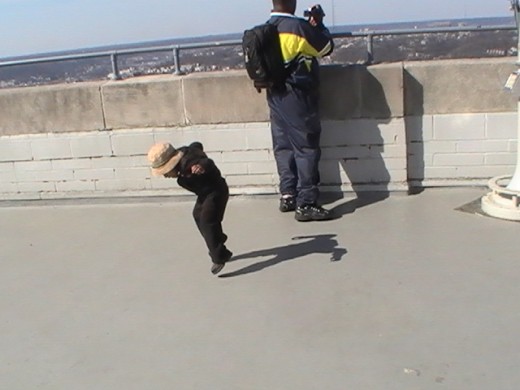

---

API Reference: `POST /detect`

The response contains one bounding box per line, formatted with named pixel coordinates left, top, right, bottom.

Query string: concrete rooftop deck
left=1, top=187, right=520, bottom=390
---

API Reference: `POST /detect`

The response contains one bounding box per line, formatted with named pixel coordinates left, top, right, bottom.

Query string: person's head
left=272, top=0, right=296, bottom=14
left=147, top=142, right=183, bottom=178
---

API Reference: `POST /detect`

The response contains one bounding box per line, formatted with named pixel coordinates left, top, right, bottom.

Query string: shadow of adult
left=403, top=68, right=425, bottom=194
left=318, top=64, right=393, bottom=217
left=219, top=234, right=347, bottom=278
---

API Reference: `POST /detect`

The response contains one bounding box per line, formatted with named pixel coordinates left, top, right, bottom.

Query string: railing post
left=366, top=34, right=374, bottom=65
left=481, top=0, right=520, bottom=220
left=172, top=46, right=185, bottom=75
left=109, top=53, right=121, bottom=80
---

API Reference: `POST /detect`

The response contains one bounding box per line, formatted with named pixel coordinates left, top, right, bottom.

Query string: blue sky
left=0, top=0, right=513, bottom=58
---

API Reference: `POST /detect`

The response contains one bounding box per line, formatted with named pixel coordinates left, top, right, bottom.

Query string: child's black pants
left=192, top=181, right=231, bottom=265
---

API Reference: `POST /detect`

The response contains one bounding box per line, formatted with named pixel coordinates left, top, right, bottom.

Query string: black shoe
left=211, top=263, right=225, bottom=275
left=211, top=250, right=232, bottom=275
left=295, top=204, right=334, bottom=222
left=279, top=196, right=296, bottom=212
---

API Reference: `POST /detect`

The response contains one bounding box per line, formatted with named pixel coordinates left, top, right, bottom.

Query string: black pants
left=192, top=181, right=231, bottom=265
left=267, top=84, right=322, bottom=207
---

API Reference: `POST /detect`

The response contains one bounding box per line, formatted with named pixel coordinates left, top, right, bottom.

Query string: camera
left=303, top=4, right=325, bottom=18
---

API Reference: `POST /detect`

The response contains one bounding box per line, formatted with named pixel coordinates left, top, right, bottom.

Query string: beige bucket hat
left=147, top=143, right=184, bottom=176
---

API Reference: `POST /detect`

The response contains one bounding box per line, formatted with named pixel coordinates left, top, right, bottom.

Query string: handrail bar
left=347, top=24, right=515, bottom=37
left=0, top=24, right=516, bottom=77
left=0, top=40, right=248, bottom=67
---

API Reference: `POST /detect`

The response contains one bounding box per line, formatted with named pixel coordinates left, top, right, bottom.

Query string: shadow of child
left=219, top=234, right=347, bottom=278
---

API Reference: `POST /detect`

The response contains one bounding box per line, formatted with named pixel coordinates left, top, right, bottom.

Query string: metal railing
left=349, top=24, right=516, bottom=64
left=0, top=24, right=515, bottom=80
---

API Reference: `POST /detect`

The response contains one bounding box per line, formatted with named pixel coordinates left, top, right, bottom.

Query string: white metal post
left=481, top=0, right=520, bottom=220
left=508, top=0, right=520, bottom=191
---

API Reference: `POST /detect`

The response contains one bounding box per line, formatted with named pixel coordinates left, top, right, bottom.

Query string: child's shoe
left=211, top=250, right=232, bottom=275
left=211, top=263, right=225, bottom=275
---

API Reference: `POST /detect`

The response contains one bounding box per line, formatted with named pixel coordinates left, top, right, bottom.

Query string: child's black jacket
left=176, top=142, right=226, bottom=196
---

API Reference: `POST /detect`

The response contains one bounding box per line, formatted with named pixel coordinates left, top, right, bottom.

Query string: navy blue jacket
left=268, top=12, right=334, bottom=90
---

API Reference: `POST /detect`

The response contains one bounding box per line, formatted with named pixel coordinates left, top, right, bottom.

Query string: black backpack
left=242, top=22, right=286, bottom=93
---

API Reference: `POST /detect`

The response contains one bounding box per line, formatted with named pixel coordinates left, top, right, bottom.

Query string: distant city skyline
left=0, top=0, right=514, bottom=58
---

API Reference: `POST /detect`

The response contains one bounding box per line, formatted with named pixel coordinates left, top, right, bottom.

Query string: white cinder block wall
left=0, top=59, right=518, bottom=200
left=320, top=118, right=408, bottom=192
left=0, top=124, right=272, bottom=200
left=407, top=113, right=517, bottom=187
left=0, top=114, right=517, bottom=201
left=0, top=119, right=412, bottom=200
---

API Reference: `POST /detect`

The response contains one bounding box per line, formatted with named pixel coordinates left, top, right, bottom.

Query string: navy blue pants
left=267, top=85, right=322, bottom=207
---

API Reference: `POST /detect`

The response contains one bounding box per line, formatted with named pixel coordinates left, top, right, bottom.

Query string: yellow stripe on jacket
left=279, top=32, right=332, bottom=71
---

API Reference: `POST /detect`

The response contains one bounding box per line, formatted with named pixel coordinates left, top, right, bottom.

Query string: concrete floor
left=1, top=188, right=519, bottom=390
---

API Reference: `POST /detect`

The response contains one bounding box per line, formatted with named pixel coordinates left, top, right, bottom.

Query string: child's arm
left=191, top=164, right=205, bottom=175
left=189, top=141, right=204, bottom=151
left=179, top=143, right=220, bottom=178
left=194, top=157, right=218, bottom=176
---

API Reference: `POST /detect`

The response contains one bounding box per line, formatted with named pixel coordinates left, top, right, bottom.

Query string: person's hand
left=309, top=15, right=322, bottom=27
left=307, top=4, right=324, bottom=27
left=191, top=164, right=205, bottom=175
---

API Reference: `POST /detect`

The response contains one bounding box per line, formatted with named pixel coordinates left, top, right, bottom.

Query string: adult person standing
left=267, top=0, right=335, bottom=221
